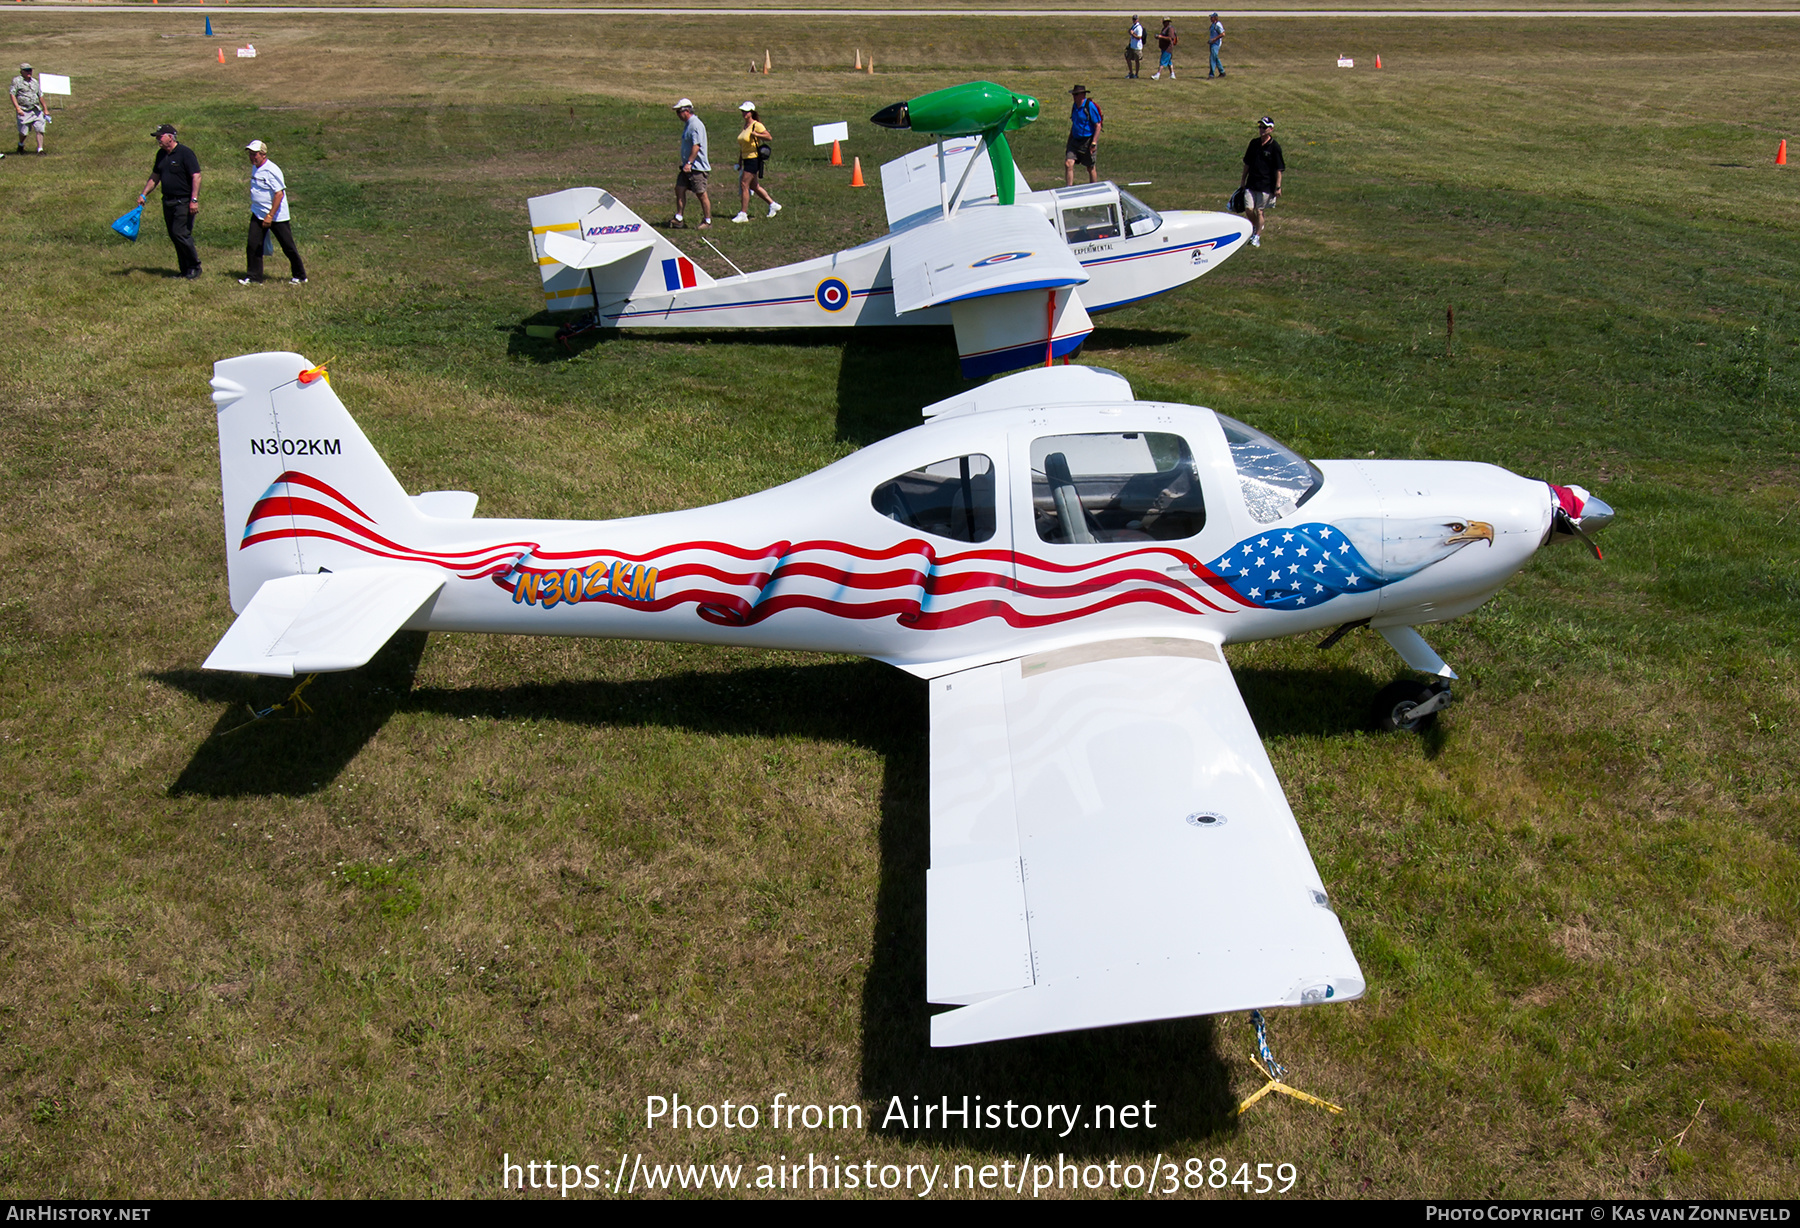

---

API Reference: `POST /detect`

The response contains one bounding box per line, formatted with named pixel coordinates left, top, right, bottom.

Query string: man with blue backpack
left=1064, top=85, right=1103, bottom=186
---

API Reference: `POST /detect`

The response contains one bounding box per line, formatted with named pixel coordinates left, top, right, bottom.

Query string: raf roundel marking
left=1186, top=811, right=1229, bottom=828
left=971, top=251, right=1033, bottom=268
left=815, top=278, right=851, bottom=312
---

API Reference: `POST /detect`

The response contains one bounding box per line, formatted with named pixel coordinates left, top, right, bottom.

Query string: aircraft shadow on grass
left=154, top=637, right=1386, bottom=1140
left=497, top=322, right=1188, bottom=451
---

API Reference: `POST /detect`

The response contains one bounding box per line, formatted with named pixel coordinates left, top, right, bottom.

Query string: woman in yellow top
left=732, top=101, right=782, bottom=223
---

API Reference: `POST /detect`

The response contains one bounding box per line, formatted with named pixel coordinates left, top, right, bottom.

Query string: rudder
left=211, top=352, right=422, bottom=612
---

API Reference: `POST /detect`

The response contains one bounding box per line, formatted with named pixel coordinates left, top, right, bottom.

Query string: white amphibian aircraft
left=204, top=353, right=1612, bottom=1047
left=527, top=85, right=1247, bottom=378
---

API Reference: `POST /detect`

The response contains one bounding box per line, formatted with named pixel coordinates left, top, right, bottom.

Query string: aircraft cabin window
left=1062, top=203, right=1122, bottom=245
left=1216, top=414, right=1324, bottom=524
left=1030, top=432, right=1205, bottom=544
left=1119, top=190, right=1163, bottom=238
left=871, top=454, right=997, bottom=543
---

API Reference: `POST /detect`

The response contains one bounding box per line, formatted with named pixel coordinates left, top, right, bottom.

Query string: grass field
left=0, top=10, right=1795, bottom=1200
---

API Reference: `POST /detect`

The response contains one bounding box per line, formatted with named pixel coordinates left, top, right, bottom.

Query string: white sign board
left=1336, top=57, right=1354, bottom=67
left=39, top=73, right=70, bottom=95
left=237, top=45, right=257, bottom=58
left=811, top=121, right=848, bottom=146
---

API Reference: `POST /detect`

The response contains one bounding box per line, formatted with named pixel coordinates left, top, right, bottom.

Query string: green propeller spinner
left=869, top=81, right=1041, bottom=206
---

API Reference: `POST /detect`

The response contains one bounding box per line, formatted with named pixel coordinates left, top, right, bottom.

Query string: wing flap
left=887, top=206, right=1085, bottom=315
left=203, top=568, right=446, bottom=677
left=925, top=636, right=1364, bottom=1047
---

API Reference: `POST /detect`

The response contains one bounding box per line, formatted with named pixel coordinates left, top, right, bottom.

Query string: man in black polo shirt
left=138, top=123, right=203, bottom=279
left=1237, top=115, right=1284, bottom=249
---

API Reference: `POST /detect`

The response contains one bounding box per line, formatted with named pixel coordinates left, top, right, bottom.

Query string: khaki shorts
left=17, top=112, right=44, bottom=135
left=1246, top=189, right=1279, bottom=210
left=676, top=168, right=709, bottom=195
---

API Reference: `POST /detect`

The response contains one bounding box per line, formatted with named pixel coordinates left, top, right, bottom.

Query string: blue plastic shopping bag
left=111, top=203, right=143, bottom=242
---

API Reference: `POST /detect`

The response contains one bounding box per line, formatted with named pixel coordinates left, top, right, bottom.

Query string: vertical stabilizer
left=211, top=353, right=422, bottom=612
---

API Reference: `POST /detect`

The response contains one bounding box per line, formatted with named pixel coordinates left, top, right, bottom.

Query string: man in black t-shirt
left=1237, top=115, right=1284, bottom=248
left=138, top=123, right=204, bottom=279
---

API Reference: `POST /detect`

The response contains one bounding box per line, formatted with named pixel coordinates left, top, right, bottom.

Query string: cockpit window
left=871, top=454, right=996, bottom=543
left=1216, top=414, right=1323, bottom=524
left=1119, top=190, right=1162, bottom=238
left=1030, top=432, right=1204, bottom=544
left=1062, top=203, right=1122, bottom=244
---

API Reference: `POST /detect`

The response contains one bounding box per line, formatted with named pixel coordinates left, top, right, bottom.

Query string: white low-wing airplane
left=528, top=140, right=1246, bottom=378
left=204, top=352, right=1612, bottom=1046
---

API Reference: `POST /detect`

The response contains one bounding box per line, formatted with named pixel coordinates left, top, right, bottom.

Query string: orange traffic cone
left=855, top=49, right=862, bottom=70
left=830, top=139, right=842, bottom=166
left=764, top=50, right=771, bottom=74
left=1375, top=54, right=1382, bottom=68
left=1780, top=139, right=1789, bottom=165
left=850, top=157, right=866, bottom=187
left=217, top=46, right=225, bottom=63
left=868, top=55, right=874, bottom=74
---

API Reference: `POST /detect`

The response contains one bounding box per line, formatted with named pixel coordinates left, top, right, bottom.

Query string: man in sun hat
left=1237, top=115, right=1284, bottom=247
left=138, top=124, right=203, bottom=279
left=238, top=140, right=308, bottom=286
left=670, top=98, right=712, bottom=231
left=11, top=63, right=45, bottom=155
left=1064, top=84, right=1103, bottom=186
left=1208, top=14, right=1226, bottom=78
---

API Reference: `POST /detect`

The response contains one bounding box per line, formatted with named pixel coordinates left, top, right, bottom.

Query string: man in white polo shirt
left=238, top=139, right=308, bottom=285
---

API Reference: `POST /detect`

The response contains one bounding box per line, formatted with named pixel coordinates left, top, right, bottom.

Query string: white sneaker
left=731, top=211, right=750, bottom=223
left=289, top=277, right=308, bottom=284
left=1151, top=72, right=1160, bottom=79
left=1250, top=234, right=1261, bottom=247
left=1170, top=70, right=1176, bottom=78
left=237, top=277, right=257, bottom=285
left=767, top=201, right=782, bottom=218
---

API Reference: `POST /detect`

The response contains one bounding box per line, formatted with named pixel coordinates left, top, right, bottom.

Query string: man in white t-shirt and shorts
left=238, top=140, right=308, bottom=285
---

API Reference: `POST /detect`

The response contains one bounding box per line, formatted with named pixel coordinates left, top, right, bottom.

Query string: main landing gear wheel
left=1372, top=679, right=1451, bottom=734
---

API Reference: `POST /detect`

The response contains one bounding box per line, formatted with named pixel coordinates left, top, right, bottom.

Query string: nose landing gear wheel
left=1372, top=679, right=1448, bottom=733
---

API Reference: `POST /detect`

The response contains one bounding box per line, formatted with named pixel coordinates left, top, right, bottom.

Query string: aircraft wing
left=881, top=139, right=1031, bottom=232
left=203, top=568, right=445, bottom=677
left=925, top=636, right=1365, bottom=1047
left=887, top=205, right=1085, bottom=314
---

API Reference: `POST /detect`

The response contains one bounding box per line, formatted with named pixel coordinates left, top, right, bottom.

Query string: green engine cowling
left=870, top=81, right=1040, bottom=206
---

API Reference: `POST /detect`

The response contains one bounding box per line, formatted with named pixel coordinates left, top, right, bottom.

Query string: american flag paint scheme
left=204, top=353, right=1613, bottom=1047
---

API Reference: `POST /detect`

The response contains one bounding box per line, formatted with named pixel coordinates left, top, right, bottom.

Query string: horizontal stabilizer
left=926, top=637, right=1364, bottom=1046
left=887, top=206, right=1086, bottom=315
left=541, top=231, right=656, bottom=271
left=203, top=568, right=445, bottom=677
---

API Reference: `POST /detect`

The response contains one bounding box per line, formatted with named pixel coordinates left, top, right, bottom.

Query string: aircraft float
left=202, top=352, right=1612, bottom=1046
left=526, top=81, right=1249, bottom=378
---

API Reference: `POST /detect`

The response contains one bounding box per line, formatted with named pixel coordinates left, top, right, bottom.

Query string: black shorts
left=739, top=157, right=765, bottom=177
left=1065, top=136, right=1095, bottom=168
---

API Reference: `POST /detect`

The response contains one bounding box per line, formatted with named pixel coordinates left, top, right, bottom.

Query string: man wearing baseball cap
left=670, top=98, right=712, bottom=230
left=11, top=64, right=45, bottom=155
left=138, top=124, right=204, bottom=279
left=1238, top=115, right=1284, bottom=248
left=239, top=140, right=307, bottom=286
